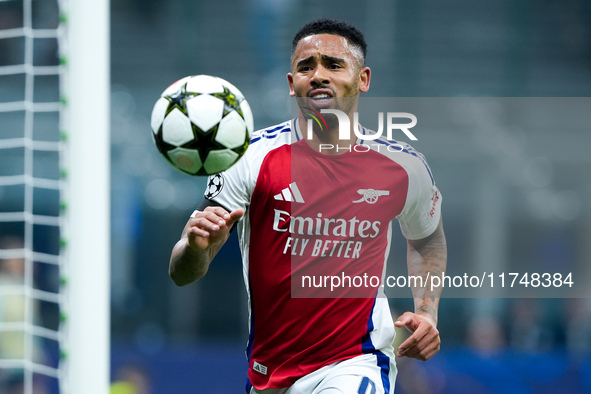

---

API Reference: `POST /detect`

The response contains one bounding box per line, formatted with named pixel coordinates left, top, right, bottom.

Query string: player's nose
left=310, top=66, right=330, bottom=86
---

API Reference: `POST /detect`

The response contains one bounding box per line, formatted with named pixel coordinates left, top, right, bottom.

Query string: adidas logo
left=274, top=182, right=305, bottom=203
left=253, top=361, right=268, bottom=375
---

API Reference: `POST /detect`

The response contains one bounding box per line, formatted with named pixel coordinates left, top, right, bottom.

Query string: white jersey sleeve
left=203, top=154, right=252, bottom=213
left=395, top=146, right=442, bottom=240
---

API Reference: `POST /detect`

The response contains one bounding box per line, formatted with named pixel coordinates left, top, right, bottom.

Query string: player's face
left=287, top=34, right=370, bottom=114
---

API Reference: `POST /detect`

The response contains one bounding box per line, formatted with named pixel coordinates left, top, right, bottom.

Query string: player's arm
left=395, top=217, right=447, bottom=361
left=169, top=204, right=244, bottom=286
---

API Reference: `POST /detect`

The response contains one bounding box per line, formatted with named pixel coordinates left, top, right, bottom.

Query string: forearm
left=169, top=206, right=243, bottom=287
left=169, top=238, right=213, bottom=286
left=407, top=219, right=447, bottom=324
left=169, top=230, right=228, bottom=286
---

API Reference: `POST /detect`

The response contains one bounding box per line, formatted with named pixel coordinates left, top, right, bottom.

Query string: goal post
left=0, top=0, right=110, bottom=392
left=60, top=0, right=110, bottom=392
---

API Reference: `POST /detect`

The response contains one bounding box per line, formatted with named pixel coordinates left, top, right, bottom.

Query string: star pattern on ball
left=167, top=88, right=192, bottom=113
left=181, top=123, right=225, bottom=162
left=214, top=89, right=240, bottom=116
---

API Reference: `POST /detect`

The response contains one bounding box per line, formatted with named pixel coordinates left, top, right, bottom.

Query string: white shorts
left=249, top=350, right=397, bottom=394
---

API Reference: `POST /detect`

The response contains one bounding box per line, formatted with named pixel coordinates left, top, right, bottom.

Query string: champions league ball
left=150, top=75, right=254, bottom=176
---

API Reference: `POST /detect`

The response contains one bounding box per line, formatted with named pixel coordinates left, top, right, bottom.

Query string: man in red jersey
left=169, top=19, right=447, bottom=394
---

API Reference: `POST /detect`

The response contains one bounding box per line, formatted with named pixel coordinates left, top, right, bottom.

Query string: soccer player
left=169, top=19, right=447, bottom=394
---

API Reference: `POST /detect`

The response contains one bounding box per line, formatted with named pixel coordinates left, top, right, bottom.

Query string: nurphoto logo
left=304, top=109, right=418, bottom=142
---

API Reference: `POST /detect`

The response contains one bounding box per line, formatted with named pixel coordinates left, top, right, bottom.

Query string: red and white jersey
left=203, top=119, right=442, bottom=390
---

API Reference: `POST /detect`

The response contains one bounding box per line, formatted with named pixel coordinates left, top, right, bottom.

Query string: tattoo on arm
left=407, top=221, right=447, bottom=324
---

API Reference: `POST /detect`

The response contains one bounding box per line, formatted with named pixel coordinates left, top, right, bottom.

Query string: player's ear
left=287, top=73, right=296, bottom=97
left=358, top=66, right=371, bottom=93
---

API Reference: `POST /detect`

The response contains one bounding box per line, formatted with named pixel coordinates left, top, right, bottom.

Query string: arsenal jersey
left=203, top=119, right=442, bottom=390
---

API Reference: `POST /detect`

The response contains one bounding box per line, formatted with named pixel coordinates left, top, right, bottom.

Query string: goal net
left=0, top=0, right=109, bottom=393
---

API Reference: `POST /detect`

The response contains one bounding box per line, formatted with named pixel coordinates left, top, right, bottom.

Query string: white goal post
left=60, top=0, right=110, bottom=393
left=0, top=0, right=110, bottom=391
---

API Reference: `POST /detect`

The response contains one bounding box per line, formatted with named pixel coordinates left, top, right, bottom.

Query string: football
left=150, top=75, right=254, bottom=176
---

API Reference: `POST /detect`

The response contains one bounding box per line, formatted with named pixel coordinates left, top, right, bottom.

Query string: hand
left=394, top=312, right=440, bottom=361
left=186, top=206, right=244, bottom=252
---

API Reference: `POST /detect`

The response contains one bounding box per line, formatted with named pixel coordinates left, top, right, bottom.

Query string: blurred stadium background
left=2, top=0, right=591, bottom=392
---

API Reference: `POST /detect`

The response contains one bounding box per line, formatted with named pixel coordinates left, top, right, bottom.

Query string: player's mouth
left=308, top=89, right=335, bottom=108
